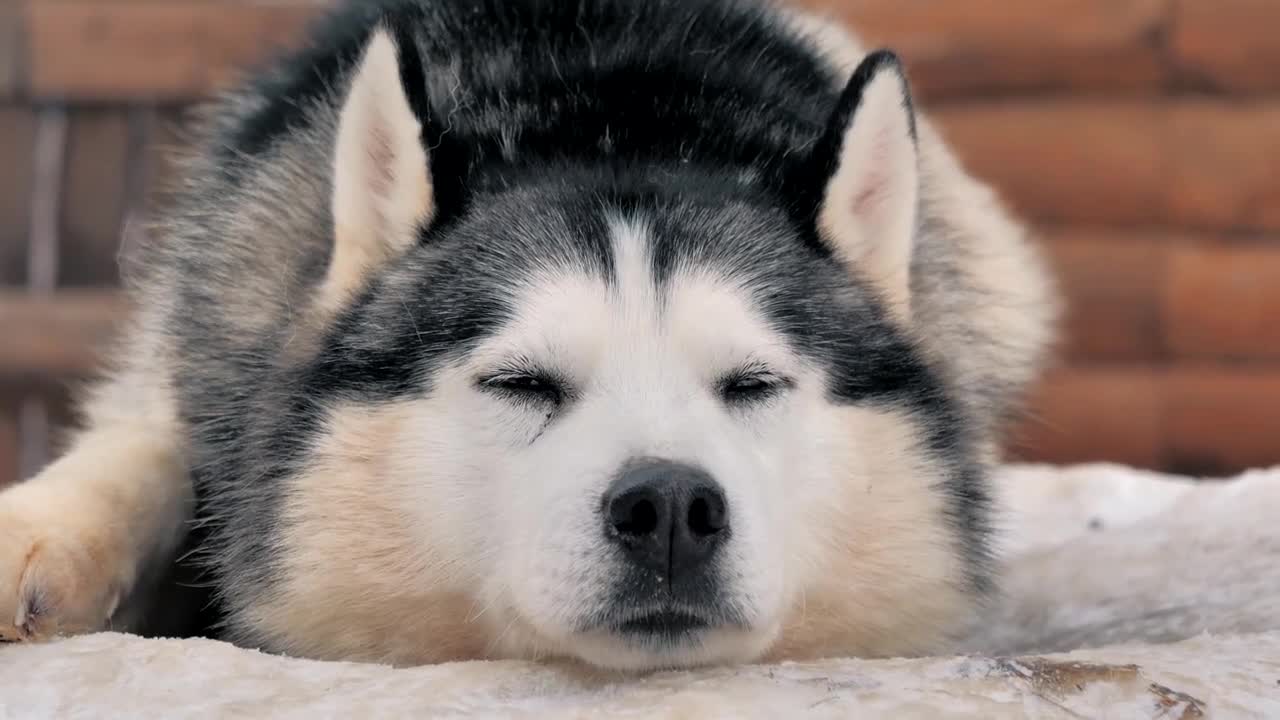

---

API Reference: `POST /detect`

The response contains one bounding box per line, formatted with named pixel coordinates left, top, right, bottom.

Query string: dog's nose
left=604, top=459, right=729, bottom=580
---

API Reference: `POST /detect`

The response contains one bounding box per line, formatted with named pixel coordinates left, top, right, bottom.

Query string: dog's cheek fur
left=243, top=398, right=501, bottom=666
left=767, top=404, right=971, bottom=661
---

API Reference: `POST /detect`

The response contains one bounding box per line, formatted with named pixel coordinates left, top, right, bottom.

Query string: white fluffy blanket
left=2, top=464, right=1278, bottom=719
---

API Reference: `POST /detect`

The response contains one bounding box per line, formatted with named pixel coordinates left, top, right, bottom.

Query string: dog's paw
left=0, top=487, right=124, bottom=642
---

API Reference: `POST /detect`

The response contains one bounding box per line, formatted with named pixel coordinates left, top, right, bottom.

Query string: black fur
left=220, top=0, right=841, bottom=227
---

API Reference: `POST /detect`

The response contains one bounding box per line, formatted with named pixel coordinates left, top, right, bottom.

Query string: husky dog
left=0, top=0, right=1054, bottom=669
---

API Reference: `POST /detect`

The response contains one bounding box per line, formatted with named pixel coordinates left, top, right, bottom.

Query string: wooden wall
left=2, top=0, right=1278, bottom=486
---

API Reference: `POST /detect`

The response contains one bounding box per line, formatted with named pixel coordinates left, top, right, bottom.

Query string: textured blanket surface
left=2, top=464, right=1278, bottom=719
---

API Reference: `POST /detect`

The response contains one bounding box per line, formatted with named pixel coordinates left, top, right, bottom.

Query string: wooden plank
left=936, top=102, right=1168, bottom=227
left=30, top=0, right=1280, bottom=101
left=803, top=0, right=1170, bottom=99
left=1164, top=245, right=1280, bottom=361
left=1166, top=370, right=1280, bottom=476
left=1009, top=367, right=1163, bottom=469
left=1166, top=102, right=1280, bottom=233
left=937, top=102, right=1280, bottom=232
left=59, top=108, right=131, bottom=287
left=0, top=1, right=23, bottom=99
left=1041, top=230, right=1169, bottom=363
left=0, top=107, right=35, bottom=285
left=25, top=0, right=1174, bottom=101
left=0, top=290, right=127, bottom=379
left=0, top=402, right=17, bottom=489
left=1172, top=0, right=1280, bottom=95
left=1041, top=231, right=1280, bottom=365
left=27, top=1, right=318, bottom=101
left=1012, top=367, right=1280, bottom=476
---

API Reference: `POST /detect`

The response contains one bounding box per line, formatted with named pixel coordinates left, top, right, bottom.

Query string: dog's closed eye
left=717, top=365, right=792, bottom=405
left=478, top=364, right=569, bottom=406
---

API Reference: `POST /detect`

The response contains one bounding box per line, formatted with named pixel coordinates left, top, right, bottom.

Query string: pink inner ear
left=364, top=123, right=395, bottom=197
left=852, top=179, right=884, bottom=216
left=847, top=131, right=902, bottom=217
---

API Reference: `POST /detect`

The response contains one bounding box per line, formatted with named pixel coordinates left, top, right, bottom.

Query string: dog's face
left=262, top=187, right=974, bottom=670
left=398, top=200, right=853, bottom=669
left=242, top=33, right=980, bottom=670
left=447, top=212, right=961, bottom=669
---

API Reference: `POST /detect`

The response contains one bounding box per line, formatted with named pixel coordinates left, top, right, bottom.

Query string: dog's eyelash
left=717, top=366, right=792, bottom=404
left=478, top=366, right=567, bottom=404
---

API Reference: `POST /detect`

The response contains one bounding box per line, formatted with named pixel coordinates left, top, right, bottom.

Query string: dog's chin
left=560, top=620, right=776, bottom=671
left=506, top=586, right=782, bottom=670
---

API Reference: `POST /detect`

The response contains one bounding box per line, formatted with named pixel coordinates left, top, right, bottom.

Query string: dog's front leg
left=0, top=424, right=190, bottom=641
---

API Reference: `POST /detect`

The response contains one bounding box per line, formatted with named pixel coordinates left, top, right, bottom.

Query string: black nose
left=604, top=459, right=729, bottom=582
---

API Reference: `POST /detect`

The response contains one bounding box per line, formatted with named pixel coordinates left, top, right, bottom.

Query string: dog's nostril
left=687, top=495, right=725, bottom=537
left=615, top=496, right=659, bottom=536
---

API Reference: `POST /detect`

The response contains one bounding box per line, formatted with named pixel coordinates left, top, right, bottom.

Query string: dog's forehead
left=476, top=214, right=794, bottom=368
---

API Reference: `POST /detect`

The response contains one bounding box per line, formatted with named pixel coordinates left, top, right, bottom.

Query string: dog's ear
left=813, top=51, right=919, bottom=320
left=324, top=28, right=433, bottom=309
